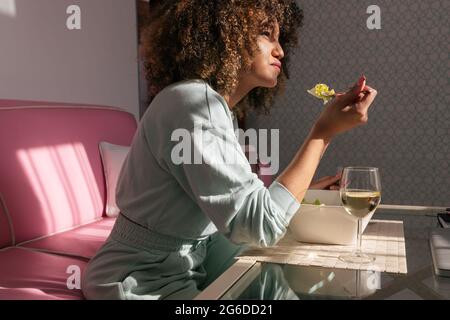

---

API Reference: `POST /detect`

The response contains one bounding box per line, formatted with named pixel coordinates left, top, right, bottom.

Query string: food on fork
left=308, top=76, right=371, bottom=105
left=307, top=84, right=336, bottom=104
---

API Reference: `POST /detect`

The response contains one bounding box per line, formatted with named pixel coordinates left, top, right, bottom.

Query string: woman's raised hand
left=311, top=75, right=378, bottom=140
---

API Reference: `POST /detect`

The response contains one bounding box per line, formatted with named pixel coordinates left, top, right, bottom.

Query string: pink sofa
left=0, top=99, right=273, bottom=300
left=0, top=100, right=137, bottom=299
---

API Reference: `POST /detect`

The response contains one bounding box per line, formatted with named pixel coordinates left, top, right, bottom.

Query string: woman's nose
left=273, top=42, right=284, bottom=60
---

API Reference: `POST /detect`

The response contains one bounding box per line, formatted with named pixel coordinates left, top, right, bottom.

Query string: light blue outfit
left=82, top=79, right=300, bottom=300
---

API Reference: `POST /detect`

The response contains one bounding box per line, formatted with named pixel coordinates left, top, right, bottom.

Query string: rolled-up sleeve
left=227, top=180, right=301, bottom=247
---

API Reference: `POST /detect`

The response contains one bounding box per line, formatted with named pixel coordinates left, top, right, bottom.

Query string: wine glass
left=339, top=167, right=381, bottom=264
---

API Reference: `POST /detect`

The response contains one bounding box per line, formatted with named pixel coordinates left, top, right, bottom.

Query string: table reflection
left=235, top=263, right=381, bottom=300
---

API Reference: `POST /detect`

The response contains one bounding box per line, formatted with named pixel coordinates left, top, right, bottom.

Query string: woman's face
left=242, top=20, right=285, bottom=89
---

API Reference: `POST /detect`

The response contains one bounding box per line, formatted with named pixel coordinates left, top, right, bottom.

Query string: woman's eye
left=261, top=31, right=271, bottom=37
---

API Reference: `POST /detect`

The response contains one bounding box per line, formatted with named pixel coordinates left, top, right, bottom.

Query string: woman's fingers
left=310, top=175, right=341, bottom=190
left=362, top=85, right=373, bottom=92
left=316, top=175, right=334, bottom=182
left=357, top=75, right=366, bottom=92
left=343, top=83, right=377, bottom=118
left=334, top=76, right=366, bottom=108
left=356, top=87, right=378, bottom=113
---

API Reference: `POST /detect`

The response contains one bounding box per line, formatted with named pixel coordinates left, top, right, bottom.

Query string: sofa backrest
left=0, top=104, right=137, bottom=246
left=0, top=99, right=96, bottom=107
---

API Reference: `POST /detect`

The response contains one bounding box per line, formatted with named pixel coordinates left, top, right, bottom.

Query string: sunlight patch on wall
left=16, top=142, right=103, bottom=232
left=0, top=0, right=16, bottom=18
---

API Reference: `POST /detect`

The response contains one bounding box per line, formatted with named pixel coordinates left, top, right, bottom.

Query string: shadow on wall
left=247, top=0, right=449, bottom=207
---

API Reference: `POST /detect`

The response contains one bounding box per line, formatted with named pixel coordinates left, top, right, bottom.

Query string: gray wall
left=0, top=0, right=140, bottom=119
left=247, top=0, right=449, bottom=206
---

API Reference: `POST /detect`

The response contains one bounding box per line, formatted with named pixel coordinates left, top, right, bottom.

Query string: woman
left=82, top=0, right=377, bottom=300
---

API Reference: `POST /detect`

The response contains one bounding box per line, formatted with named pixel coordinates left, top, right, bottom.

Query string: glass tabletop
left=197, top=208, right=450, bottom=300
left=220, top=262, right=450, bottom=300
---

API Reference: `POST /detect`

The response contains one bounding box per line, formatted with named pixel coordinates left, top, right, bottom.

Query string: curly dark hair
left=141, top=0, right=304, bottom=119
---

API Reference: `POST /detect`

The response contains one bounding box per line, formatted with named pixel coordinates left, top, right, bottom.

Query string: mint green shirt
left=115, top=79, right=300, bottom=247
left=82, top=80, right=302, bottom=299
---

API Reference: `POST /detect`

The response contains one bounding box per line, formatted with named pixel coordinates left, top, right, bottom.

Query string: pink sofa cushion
left=20, top=217, right=116, bottom=259
left=0, top=288, right=67, bottom=300
left=0, top=105, right=137, bottom=244
left=0, top=248, right=87, bottom=300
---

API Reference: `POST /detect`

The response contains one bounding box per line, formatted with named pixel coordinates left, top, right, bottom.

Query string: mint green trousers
left=81, top=214, right=244, bottom=300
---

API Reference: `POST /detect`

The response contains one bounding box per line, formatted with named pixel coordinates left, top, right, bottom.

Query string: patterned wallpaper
left=247, top=0, right=449, bottom=206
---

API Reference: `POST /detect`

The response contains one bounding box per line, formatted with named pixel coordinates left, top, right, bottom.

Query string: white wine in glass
left=339, top=167, right=381, bottom=264
left=341, top=190, right=381, bottom=218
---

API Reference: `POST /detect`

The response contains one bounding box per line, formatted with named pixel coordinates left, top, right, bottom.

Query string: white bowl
left=288, top=190, right=376, bottom=245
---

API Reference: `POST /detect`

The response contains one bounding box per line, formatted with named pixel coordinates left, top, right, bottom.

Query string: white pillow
left=99, top=141, right=130, bottom=217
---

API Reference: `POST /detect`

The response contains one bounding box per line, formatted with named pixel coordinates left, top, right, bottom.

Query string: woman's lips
left=271, top=63, right=282, bottom=72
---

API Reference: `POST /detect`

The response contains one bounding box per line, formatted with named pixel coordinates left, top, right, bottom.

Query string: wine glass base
left=338, top=253, right=375, bottom=264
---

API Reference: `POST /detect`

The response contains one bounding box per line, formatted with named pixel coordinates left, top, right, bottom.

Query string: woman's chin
left=260, top=78, right=278, bottom=88
left=268, top=79, right=278, bottom=88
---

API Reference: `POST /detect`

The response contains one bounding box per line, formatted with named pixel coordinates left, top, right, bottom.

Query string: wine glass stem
left=356, top=218, right=363, bottom=255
